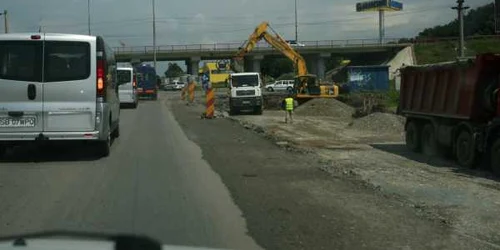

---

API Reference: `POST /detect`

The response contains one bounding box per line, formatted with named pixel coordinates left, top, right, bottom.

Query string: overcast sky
left=2, top=0, right=493, bottom=72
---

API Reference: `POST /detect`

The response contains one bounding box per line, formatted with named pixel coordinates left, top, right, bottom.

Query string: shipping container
left=398, top=54, right=500, bottom=175
left=347, top=65, right=390, bottom=92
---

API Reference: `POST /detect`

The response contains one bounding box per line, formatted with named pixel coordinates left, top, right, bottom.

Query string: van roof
left=0, top=33, right=97, bottom=42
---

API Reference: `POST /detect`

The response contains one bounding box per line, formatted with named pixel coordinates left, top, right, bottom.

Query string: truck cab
left=228, top=72, right=263, bottom=115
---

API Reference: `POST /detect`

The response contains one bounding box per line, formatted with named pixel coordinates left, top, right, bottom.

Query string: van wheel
left=98, top=131, right=111, bottom=157
left=267, top=87, right=274, bottom=92
left=491, top=138, right=500, bottom=176
left=112, top=123, right=120, bottom=139
left=405, top=121, right=421, bottom=152
left=0, top=146, right=6, bottom=158
left=133, top=102, right=138, bottom=109
left=455, top=129, right=477, bottom=168
left=422, top=124, right=438, bottom=157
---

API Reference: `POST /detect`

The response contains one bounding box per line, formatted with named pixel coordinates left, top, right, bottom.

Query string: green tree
left=164, top=63, right=184, bottom=78
left=261, top=58, right=294, bottom=78
left=418, top=3, right=495, bottom=38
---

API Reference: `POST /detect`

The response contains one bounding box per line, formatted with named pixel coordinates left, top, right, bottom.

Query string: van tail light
left=133, top=75, right=137, bottom=88
left=97, top=59, right=105, bottom=97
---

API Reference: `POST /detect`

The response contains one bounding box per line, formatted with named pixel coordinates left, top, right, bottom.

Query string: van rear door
left=0, top=35, right=44, bottom=135
left=42, top=35, right=96, bottom=132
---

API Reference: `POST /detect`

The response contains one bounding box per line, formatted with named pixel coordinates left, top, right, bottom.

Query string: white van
left=117, top=65, right=138, bottom=108
left=0, top=33, right=121, bottom=157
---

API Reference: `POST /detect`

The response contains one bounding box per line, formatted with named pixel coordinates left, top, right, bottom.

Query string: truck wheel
left=229, top=107, right=238, bottom=116
left=491, top=138, right=500, bottom=176
left=422, top=124, right=438, bottom=157
left=254, top=106, right=263, bottom=115
left=405, top=121, right=421, bottom=152
left=455, top=129, right=477, bottom=168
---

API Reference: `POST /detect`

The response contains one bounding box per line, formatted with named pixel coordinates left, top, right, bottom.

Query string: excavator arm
left=234, top=21, right=338, bottom=98
left=235, top=22, right=308, bottom=77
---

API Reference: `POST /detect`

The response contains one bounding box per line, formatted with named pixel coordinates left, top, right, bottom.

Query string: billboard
left=356, top=0, right=403, bottom=12
left=496, top=0, right=500, bottom=33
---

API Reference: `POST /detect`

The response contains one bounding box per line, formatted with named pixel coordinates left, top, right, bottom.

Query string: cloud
left=3, top=0, right=495, bottom=46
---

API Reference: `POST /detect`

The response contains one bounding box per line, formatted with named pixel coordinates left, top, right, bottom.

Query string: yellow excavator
left=233, top=21, right=338, bottom=98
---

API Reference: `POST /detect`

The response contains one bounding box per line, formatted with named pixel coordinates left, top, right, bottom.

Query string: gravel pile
left=294, top=99, right=355, bottom=120
left=349, top=112, right=405, bottom=134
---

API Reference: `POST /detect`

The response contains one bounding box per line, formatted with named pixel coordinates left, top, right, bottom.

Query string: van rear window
left=117, top=70, right=131, bottom=83
left=0, top=41, right=42, bottom=82
left=44, top=41, right=90, bottom=82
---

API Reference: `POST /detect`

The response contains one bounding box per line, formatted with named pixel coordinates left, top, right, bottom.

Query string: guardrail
left=113, top=35, right=500, bottom=54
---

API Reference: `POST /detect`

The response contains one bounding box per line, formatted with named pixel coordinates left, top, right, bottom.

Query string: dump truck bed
left=399, top=54, right=500, bottom=123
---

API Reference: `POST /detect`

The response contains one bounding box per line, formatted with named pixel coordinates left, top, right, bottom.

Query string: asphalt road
left=0, top=95, right=260, bottom=250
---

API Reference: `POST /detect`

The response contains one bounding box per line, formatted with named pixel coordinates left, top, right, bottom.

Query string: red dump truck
left=399, top=53, right=500, bottom=175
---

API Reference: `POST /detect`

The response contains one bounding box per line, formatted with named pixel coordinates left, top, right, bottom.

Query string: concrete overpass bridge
left=114, top=38, right=411, bottom=79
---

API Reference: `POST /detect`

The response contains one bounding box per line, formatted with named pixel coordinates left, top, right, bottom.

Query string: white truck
left=228, top=72, right=263, bottom=115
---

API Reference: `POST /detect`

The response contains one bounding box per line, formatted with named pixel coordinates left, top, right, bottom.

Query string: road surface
left=0, top=95, right=260, bottom=250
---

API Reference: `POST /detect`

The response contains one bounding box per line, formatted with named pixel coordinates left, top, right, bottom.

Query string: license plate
left=137, top=88, right=143, bottom=91
left=242, top=101, right=251, bottom=105
left=0, top=116, right=37, bottom=128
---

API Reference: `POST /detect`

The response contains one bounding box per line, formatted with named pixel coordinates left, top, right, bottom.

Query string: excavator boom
left=234, top=21, right=338, bottom=98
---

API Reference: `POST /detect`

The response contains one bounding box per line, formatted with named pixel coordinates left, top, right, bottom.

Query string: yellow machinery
left=234, top=21, right=338, bottom=98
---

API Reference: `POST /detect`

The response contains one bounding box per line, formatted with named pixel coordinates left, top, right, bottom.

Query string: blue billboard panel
left=356, top=0, right=403, bottom=12
left=347, top=66, right=390, bottom=92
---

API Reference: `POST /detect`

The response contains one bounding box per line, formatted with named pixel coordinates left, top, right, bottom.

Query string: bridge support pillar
left=317, top=53, right=330, bottom=81
left=306, top=53, right=330, bottom=81
left=187, top=56, right=200, bottom=76
left=244, top=55, right=264, bottom=72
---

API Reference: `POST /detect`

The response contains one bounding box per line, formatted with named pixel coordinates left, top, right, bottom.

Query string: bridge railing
left=113, top=38, right=407, bottom=54
left=113, top=35, right=500, bottom=54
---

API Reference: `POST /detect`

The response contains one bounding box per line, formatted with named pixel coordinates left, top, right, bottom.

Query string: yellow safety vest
left=285, top=98, right=294, bottom=111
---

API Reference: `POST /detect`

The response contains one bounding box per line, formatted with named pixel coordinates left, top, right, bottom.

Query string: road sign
left=356, top=0, right=403, bottom=12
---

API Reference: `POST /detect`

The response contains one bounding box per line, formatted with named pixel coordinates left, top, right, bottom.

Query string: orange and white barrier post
left=188, top=81, right=195, bottom=103
left=205, top=87, right=215, bottom=119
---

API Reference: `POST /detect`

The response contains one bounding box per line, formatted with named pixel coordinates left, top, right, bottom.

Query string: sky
left=2, top=0, right=493, bottom=73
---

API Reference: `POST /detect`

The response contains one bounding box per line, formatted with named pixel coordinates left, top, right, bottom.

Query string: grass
left=414, top=38, right=500, bottom=64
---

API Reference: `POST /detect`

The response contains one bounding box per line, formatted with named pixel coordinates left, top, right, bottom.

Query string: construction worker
left=282, top=94, right=296, bottom=123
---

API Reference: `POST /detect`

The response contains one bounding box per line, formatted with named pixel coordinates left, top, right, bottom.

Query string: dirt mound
left=294, top=99, right=355, bottom=120
left=349, top=112, right=405, bottom=134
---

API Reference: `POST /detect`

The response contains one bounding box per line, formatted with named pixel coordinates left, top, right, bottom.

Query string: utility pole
left=152, top=0, right=157, bottom=70
left=294, top=0, right=298, bottom=42
left=452, top=0, right=469, bottom=58
left=87, top=0, right=91, bottom=35
left=0, top=10, right=8, bottom=33
left=379, top=10, right=385, bottom=44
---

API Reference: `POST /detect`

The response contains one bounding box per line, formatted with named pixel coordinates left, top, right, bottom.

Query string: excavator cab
left=295, top=74, right=338, bottom=98
left=294, top=74, right=320, bottom=95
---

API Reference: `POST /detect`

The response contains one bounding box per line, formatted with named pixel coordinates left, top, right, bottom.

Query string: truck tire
left=254, top=105, right=263, bottom=115
left=229, top=107, right=238, bottom=116
left=405, top=121, right=421, bottom=152
left=491, top=138, right=500, bottom=176
left=455, top=129, right=477, bottom=168
left=422, top=124, right=438, bottom=157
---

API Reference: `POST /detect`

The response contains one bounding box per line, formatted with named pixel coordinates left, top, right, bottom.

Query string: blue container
left=347, top=65, right=390, bottom=92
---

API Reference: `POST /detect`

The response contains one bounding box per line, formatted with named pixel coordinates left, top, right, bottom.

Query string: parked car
left=0, top=33, right=120, bottom=157
left=117, top=66, right=138, bottom=108
left=164, top=80, right=185, bottom=91
left=265, top=80, right=294, bottom=92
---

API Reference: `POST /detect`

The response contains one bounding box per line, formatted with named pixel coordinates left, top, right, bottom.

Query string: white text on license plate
left=0, top=117, right=36, bottom=128
left=242, top=101, right=250, bottom=104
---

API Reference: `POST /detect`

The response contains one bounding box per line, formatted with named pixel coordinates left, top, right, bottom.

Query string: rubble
left=294, top=98, right=355, bottom=120
left=348, top=112, right=405, bottom=134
